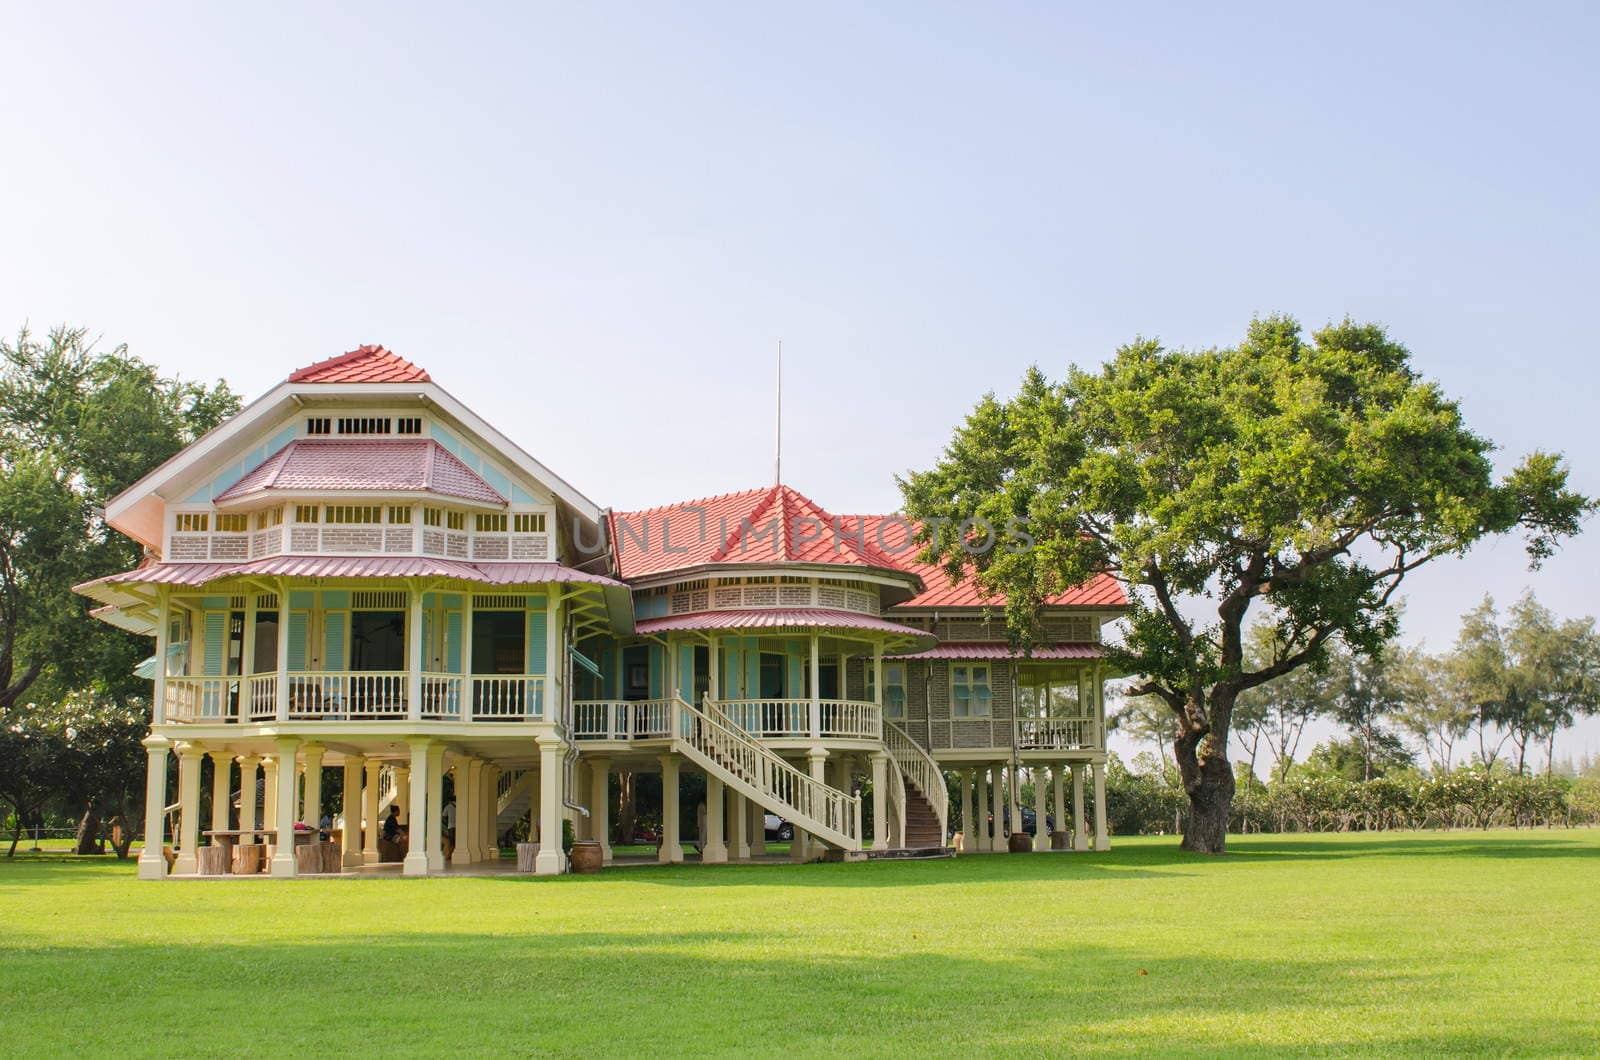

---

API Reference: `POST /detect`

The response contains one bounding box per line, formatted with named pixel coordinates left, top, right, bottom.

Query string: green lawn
left=2, top=831, right=1596, bottom=1056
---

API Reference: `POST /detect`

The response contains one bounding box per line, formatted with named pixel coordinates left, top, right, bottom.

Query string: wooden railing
left=883, top=719, right=949, bottom=842
left=470, top=676, right=546, bottom=721
left=285, top=672, right=408, bottom=719
left=164, top=677, right=233, bottom=722
left=570, top=700, right=675, bottom=740
left=1016, top=717, right=1098, bottom=750
left=246, top=675, right=277, bottom=720
left=421, top=674, right=463, bottom=720
left=716, top=698, right=882, bottom=740
left=682, top=695, right=860, bottom=850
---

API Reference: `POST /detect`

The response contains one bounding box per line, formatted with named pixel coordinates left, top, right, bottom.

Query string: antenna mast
left=774, top=339, right=783, bottom=486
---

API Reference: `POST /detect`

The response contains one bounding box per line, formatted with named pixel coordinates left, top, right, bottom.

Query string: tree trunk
left=1173, top=689, right=1236, bottom=854
left=108, top=811, right=135, bottom=859
left=74, top=807, right=103, bottom=855
left=617, top=771, right=636, bottom=845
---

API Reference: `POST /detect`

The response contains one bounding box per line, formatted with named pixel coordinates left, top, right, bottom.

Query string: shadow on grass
left=1, top=928, right=1568, bottom=1055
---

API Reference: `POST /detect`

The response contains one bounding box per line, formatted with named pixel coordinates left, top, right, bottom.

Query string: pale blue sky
left=3, top=3, right=1597, bottom=761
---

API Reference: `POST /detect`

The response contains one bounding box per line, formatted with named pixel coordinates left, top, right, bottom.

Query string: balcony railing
left=160, top=673, right=547, bottom=724
left=571, top=700, right=676, bottom=741
left=717, top=698, right=882, bottom=740
left=1015, top=716, right=1100, bottom=750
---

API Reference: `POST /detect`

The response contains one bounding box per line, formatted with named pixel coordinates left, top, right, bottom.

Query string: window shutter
left=323, top=612, right=347, bottom=671
left=446, top=610, right=463, bottom=674
left=526, top=611, right=547, bottom=675
left=286, top=611, right=308, bottom=672
left=202, top=612, right=227, bottom=676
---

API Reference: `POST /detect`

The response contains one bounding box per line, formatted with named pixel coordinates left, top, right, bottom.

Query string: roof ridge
left=612, top=484, right=769, bottom=520
left=712, top=484, right=781, bottom=561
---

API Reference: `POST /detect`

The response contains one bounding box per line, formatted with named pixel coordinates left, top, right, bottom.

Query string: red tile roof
left=634, top=608, right=935, bottom=646
left=609, top=484, right=911, bottom=580
left=886, top=641, right=1106, bottom=660
left=849, top=515, right=1127, bottom=610
left=75, top=558, right=622, bottom=601
left=215, top=439, right=505, bottom=505
left=287, top=345, right=431, bottom=384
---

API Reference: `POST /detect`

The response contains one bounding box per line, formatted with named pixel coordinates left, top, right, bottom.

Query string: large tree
left=1233, top=623, right=1340, bottom=781
left=900, top=316, right=1590, bottom=852
left=0, top=325, right=238, bottom=847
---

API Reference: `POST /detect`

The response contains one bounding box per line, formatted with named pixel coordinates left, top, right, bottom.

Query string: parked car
left=985, top=807, right=1054, bottom=837
left=763, top=813, right=794, bottom=841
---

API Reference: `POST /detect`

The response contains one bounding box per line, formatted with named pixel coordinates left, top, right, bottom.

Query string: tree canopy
left=901, top=316, right=1591, bottom=851
left=0, top=325, right=238, bottom=852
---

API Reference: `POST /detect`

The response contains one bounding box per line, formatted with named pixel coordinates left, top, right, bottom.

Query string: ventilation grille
left=352, top=591, right=406, bottom=609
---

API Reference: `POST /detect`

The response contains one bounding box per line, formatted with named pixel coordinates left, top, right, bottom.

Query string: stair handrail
left=683, top=693, right=861, bottom=849
left=883, top=719, right=949, bottom=843
left=884, top=749, right=907, bottom=847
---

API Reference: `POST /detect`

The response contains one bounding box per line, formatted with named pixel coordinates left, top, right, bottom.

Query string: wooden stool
left=232, top=843, right=266, bottom=874
left=197, top=845, right=232, bottom=875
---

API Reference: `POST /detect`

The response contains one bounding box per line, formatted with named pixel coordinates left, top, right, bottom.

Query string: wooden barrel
left=569, top=840, right=603, bottom=874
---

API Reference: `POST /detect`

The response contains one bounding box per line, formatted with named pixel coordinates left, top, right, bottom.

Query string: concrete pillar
left=748, top=795, right=767, bottom=857
left=589, top=758, right=612, bottom=865
left=974, top=767, right=989, bottom=851
left=362, top=759, right=382, bottom=863
left=237, top=755, right=260, bottom=840
left=1033, top=766, right=1049, bottom=851
left=960, top=769, right=975, bottom=852
left=393, top=765, right=410, bottom=825
left=1053, top=763, right=1067, bottom=847
left=870, top=753, right=889, bottom=850
left=483, top=764, right=501, bottom=858
left=703, top=774, right=727, bottom=863
left=341, top=756, right=364, bottom=867
left=1072, top=763, right=1088, bottom=851
left=301, top=744, right=324, bottom=826
left=262, top=759, right=278, bottom=838
left=467, top=759, right=488, bottom=861
left=452, top=760, right=475, bottom=867
left=425, top=743, right=446, bottom=872
left=1092, top=760, right=1109, bottom=851
left=209, top=751, right=232, bottom=835
left=403, top=739, right=430, bottom=876
left=173, top=745, right=203, bottom=874
left=407, top=585, right=424, bottom=722
left=797, top=749, right=827, bottom=860
left=270, top=737, right=300, bottom=877
left=657, top=754, right=683, bottom=864
left=729, top=792, right=750, bottom=860
left=808, top=634, right=821, bottom=739
left=990, top=763, right=1005, bottom=851
left=536, top=740, right=566, bottom=874
left=138, top=739, right=170, bottom=879
left=1010, top=765, right=1024, bottom=834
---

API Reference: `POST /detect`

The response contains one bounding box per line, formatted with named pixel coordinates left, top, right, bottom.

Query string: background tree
left=0, top=325, right=238, bottom=850
left=901, top=316, right=1590, bottom=852
left=1454, top=592, right=1600, bottom=774
left=1109, top=692, right=1174, bottom=769
left=1233, top=624, right=1339, bottom=781
left=1385, top=648, right=1471, bottom=773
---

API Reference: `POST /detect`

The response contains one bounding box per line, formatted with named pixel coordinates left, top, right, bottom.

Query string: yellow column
left=402, top=739, right=431, bottom=876
left=173, top=744, right=204, bottom=875
left=870, top=753, right=889, bottom=850
left=362, top=759, right=382, bottom=864
left=236, top=755, right=260, bottom=840
left=537, top=739, right=568, bottom=874
left=1032, top=766, right=1049, bottom=851
left=657, top=754, right=683, bottom=864
left=703, top=774, right=727, bottom=863
left=589, top=758, right=612, bottom=865
left=1072, top=763, right=1087, bottom=851
left=1092, top=760, right=1109, bottom=851
left=342, top=755, right=365, bottom=868
left=425, top=742, right=446, bottom=872
left=269, top=737, right=300, bottom=877
left=301, top=744, right=324, bottom=826
left=960, top=768, right=975, bottom=852
left=989, top=763, right=1004, bottom=851
left=209, top=751, right=232, bottom=834
left=138, top=738, right=170, bottom=879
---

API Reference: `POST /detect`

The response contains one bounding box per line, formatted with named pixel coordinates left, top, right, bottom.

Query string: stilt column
left=960, top=769, right=975, bottom=852
left=589, top=758, right=612, bottom=865
left=173, top=744, right=203, bottom=875
left=1092, top=760, right=1109, bottom=851
left=363, top=759, right=382, bottom=863
left=536, top=739, right=567, bottom=874
left=870, top=753, right=889, bottom=850
left=402, top=739, right=431, bottom=876
left=703, top=774, right=727, bottom=863
left=342, top=756, right=365, bottom=867
left=1072, top=763, right=1087, bottom=851
left=269, top=737, right=300, bottom=877
left=657, top=754, right=683, bottom=864
left=138, top=738, right=170, bottom=879
left=1033, top=765, right=1049, bottom=851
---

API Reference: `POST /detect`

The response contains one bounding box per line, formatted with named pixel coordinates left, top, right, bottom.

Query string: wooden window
left=174, top=512, right=208, bottom=533
left=336, top=416, right=391, bottom=435
left=513, top=512, right=546, bottom=533
left=294, top=504, right=320, bottom=524
left=951, top=664, right=992, bottom=718
left=305, top=417, right=332, bottom=435
left=388, top=505, right=413, bottom=524
left=423, top=507, right=442, bottom=527
left=883, top=663, right=907, bottom=719
left=254, top=507, right=283, bottom=529
left=326, top=505, right=381, bottom=524
left=476, top=512, right=508, bottom=533
left=746, top=575, right=775, bottom=585
left=216, top=513, right=249, bottom=533
left=446, top=511, right=465, bottom=531
left=396, top=417, right=423, bottom=435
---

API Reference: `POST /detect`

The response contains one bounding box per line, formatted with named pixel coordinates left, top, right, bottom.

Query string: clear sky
left=3, top=3, right=1597, bottom=761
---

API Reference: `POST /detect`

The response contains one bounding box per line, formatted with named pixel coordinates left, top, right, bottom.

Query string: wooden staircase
left=901, top=780, right=945, bottom=849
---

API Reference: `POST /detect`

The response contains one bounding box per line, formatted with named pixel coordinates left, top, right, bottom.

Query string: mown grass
left=2, top=830, right=1596, bottom=1056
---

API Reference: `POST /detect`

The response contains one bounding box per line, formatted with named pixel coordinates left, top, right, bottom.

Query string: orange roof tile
left=288, top=345, right=431, bottom=384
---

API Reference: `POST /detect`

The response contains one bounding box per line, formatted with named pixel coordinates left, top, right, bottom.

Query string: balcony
left=1015, top=716, right=1101, bottom=751
left=570, top=696, right=881, bottom=743
left=162, top=672, right=548, bottom=724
